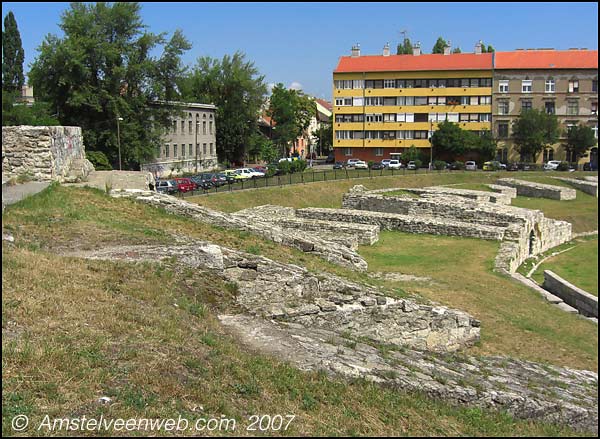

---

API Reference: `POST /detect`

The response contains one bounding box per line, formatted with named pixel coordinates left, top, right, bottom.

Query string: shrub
left=368, top=160, right=374, bottom=169
left=277, top=160, right=291, bottom=175
left=557, top=161, right=571, bottom=171
left=291, top=159, right=307, bottom=173
left=433, top=160, right=447, bottom=171
left=86, top=151, right=112, bottom=170
left=452, top=161, right=465, bottom=170
left=413, top=159, right=423, bottom=169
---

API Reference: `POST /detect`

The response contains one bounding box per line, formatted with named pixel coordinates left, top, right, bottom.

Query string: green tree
left=181, top=52, right=267, bottom=164
left=512, top=109, right=560, bottom=162
left=403, top=145, right=421, bottom=162
left=473, top=130, right=497, bottom=161
left=565, top=124, right=597, bottom=163
left=430, top=121, right=468, bottom=157
left=2, top=11, right=25, bottom=92
left=432, top=37, right=448, bottom=54
left=487, top=45, right=495, bottom=53
left=314, top=120, right=333, bottom=155
left=452, top=47, right=462, bottom=54
left=2, top=91, right=59, bottom=126
left=268, top=84, right=315, bottom=157
left=396, top=37, right=413, bottom=55
left=28, top=2, right=190, bottom=170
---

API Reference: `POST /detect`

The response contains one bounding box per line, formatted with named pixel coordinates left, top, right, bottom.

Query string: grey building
left=142, top=102, right=218, bottom=176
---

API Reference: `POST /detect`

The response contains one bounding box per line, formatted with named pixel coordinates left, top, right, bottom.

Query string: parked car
left=465, top=161, right=477, bottom=171
left=211, top=173, right=229, bottom=186
left=543, top=160, right=562, bottom=171
left=333, top=161, right=345, bottom=169
left=190, top=175, right=213, bottom=190
left=371, top=161, right=385, bottom=170
left=325, top=153, right=335, bottom=164
left=381, top=159, right=392, bottom=168
left=253, top=165, right=268, bottom=174
left=406, top=161, right=417, bottom=170
left=235, top=168, right=265, bottom=179
left=389, top=160, right=403, bottom=170
left=344, top=158, right=361, bottom=168
left=354, top=160, right=368, bottom=169
left=483, top=161, right=502, bottom=171
left=222, top=169, right=239, bottom=182
left=506, top=163, right=520, bottom=171
left=156, top=180, right=177, bottom=195
left=173, top=177, right=195, bottom=193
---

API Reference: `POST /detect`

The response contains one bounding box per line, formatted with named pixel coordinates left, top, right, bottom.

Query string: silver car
left=465, top=161, right=477, bottom=171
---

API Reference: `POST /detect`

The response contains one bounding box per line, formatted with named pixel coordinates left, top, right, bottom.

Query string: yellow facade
left=332, top=69, right=493, bottom=155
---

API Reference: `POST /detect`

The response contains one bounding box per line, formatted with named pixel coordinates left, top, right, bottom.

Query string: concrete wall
left=543, top=270, right=598, bottom=318
left=2, top=126, right=94, bottom=182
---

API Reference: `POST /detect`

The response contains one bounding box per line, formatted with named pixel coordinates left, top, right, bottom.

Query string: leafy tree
left=452, top=47, right=462, bottom=54
left=430, top=121, right=467, bottom=157
left=2, top=91, right=59, bottom=126
left=2, top=11, right=25, bottom=92
left=403, top=145, right=421, bottom=162
left=28, top=2, right=190, bottom=170
left=268, top=84, right=315, bottom=157
left=487, top=45, right=495, bottom=53
left=86, top=151, right=112, bottom=170
left=512, top=109, right=560, bottom=162
left=473, top=130, right=497, bottom=161
left=565, top=124, right=597, bottom=163
left=314, top=119, right=332, bottom=155
left=432, top=37, right=448, bottom=54
left=396, top=37, right=413, bottom=55
left=181, top=51, right=267, bottom=164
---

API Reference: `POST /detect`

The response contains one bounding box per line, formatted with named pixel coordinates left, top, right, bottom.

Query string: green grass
left=529, top=237, right=598, bottom=296
left=4, top=193, right=592, bottom=436
left=358, top=231, right=598, bottom=371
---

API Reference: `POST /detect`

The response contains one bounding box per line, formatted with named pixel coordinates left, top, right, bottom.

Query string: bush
left=86, top=151, right=112, bottom=170
left=433, top=160, right=447, bottom=171
left=557, top=161, right=571, bottom=171
left=413, top=159, right=423, bottom=169
left=290, top=159, right=307, bottom=173
left=368, top=160, right=374, bottom=169
left=452, top=161, right=465, bottom=170
left=277, top=160, right=291, bottom=175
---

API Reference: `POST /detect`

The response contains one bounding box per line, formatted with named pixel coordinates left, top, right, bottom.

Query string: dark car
left=253, top=166, right=268, bottom=174
left=211, top=173, right=228, bottom=186
left=506, top=163, right=519, bottom=171
left=325, top=153, right=335, bottom=164
left=371, top=161, right=385, bottom=170
left=190, top=175, right=212, bottom=190
left=156, top=180, right=177, bottom=195
left=518, top=163, right=537, bottom=171
left=333, top=161, right=345, bottom=169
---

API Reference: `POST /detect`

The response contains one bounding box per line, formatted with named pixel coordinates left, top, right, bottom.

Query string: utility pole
left=195, top=120, right=199, bottom=174
left=117, top=117, right=123, bottom=171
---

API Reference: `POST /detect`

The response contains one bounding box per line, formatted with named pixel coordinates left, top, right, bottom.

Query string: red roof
left=334, top=53, right=493, bottom=73
left=494, top=50, right=598, bottom=70
left=315, top=98, right=332, bottom=111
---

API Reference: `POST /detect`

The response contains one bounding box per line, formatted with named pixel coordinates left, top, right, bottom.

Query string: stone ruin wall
left=2, top=126, right=94, bottom=182
left=496, top=178, right=577, bottom=200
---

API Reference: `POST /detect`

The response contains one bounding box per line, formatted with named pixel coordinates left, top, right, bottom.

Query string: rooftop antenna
left=400, top=29, right=408, bottom=42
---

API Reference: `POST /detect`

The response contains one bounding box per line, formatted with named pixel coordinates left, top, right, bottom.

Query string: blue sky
left=3, top=2, right=598, bottom=100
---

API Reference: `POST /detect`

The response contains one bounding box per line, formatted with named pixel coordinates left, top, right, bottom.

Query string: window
left=365, top=131, right=382, bottom=139
left=414, top=79, right=427, bottom=88
left=210, top=143, right=214, bottom=154
left=383, top=97, right=397, bottom=106
left=460, top=113, right=470, bottom=122
left=189, top=120, right=192, bottom=133
left=480, top=113, right=491, bottom=122
left=383, top=113, right=396, bottom=122
left=334, top=80, right=353, bottom=89
left=499, top=80, right=509, bottom=93
left=470, top=96, right=479, bottom=106
left=498, top=101, right=509, bottom=115
left=521, top=80, right=532, bottom=93
left=366, top=114, right=383, bottom=122
left=460, top=96, right=470, bottom=105
left=404, top=130, right=414, bottom=139
left=344, top=148, right=352, bottom=156
left=543, top=149, right=554, bottom=162
left=438, top=79, right=447, bottom=88
left=545, top=101, right=555, bottom=114
left=567, top=100, right=579, bottom=115
left=374, top=147, right=384, bottom=156
left=470, top=78, right=480, bottom=88
left=203, top=121, right=207, bottom=134
left=203, top=143, right=207, bottom=155
left=172, top=120, right=177, bottom=133
left=384, top=79, right=396, bottom=89
left=415, top=96, right=427, bottom=106
left=181, top=144, right=185, bottom=157
left=405, top=113, right=414, bottom=122
left=353, top=80, right=364, bottom=89
left=196, top=143, right=200, bottom=156
left=353, top=97, right=364, bottom=106
left=593, top=124, right=598, bottom=139
left=591, top=102, right=598, bottom=115
left=383, top=131, right=396, bottom=140
left=479, top=96, right=491, bottom=105
left=447, top=113, right=459, bottom=122
left=437, top=96, right=446, bottom=105
left=165, top=144, right=170, bottom=158
left=414, top=131, right=428, bottom=139
left=521, top=100, right=533, bottom=111
left=428, top=96, right=437, bottom=106
left=336, top=130, right=353, bottom=140
left=414, top=113, right=428, bottom=123
left=404, top=96, right=414, bottom=106
left=498, top=123, right=509, bottom=138
left=593, top=80, right=598, bottom=92
left=461, top=78, right=470, bottom=88
left=335, top=97, right=353, bottom=106
left=396, top=113, right=406, bottom=122
left=189, top=144, right=193, bottom=156
left=173, top=144, right=178, bottom=157
left=209, top=121, right=213, bottom=135
left=568, top=80, right=579, bottom=93
left=545, top=79, right=555, bottom=93
left=365, top=97, right=383, bottom=106
left=181, top=121, right=185, bottom=133
left=480, top=78, right=492, bottom=87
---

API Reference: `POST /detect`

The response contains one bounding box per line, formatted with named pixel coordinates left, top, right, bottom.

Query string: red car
left=253, top=165, right=268, bottom=174
left=173, top=177, right=195, bottom=192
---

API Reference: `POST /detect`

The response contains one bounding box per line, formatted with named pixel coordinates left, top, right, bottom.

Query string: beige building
left=142, top=102, right=218, bottom=176
left=493, top=49, right=598, bottom=165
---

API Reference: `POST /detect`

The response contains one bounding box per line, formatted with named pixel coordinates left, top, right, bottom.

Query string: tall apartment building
left=332, top=44, right=598, bottom=167
left=493, top=49, right=598, bottom=165
left=332, top=43, right=493, bottom=162
left=142, top=102, right=218, bottom=177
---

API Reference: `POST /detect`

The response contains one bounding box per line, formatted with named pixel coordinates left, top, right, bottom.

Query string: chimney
left=475, top=40, right=483, bottom=55
left=412, top=41, right=421, bottom=56
left=443, top=40, right=451, bottom=55
left=351, top=44, right=360, bottom=57
left=383, top=42, right=390, bottom=57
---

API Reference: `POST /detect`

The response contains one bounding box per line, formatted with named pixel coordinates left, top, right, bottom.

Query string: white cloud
left=288, top=81, right=303, bottom=91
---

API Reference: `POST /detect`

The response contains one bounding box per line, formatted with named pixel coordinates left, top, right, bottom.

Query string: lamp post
left=116, top=117, right=124, bottom=171
left=429, top=119, right=434, bottom=171
left=195, top=121, right=199, bottom=174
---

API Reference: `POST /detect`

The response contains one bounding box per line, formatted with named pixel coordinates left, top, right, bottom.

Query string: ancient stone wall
left=552, top=177, right=598, bottom=197
left=368, top=186, right=514, bottom=205
left=543, top=270, right=599, bottom=318
left=2, top=126, right=94, bottom=182
left=496, top=178, right=577, bottom=200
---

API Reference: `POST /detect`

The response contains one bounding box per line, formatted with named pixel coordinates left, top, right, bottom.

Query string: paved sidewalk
left=2, top=181, right=51, bottom=208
